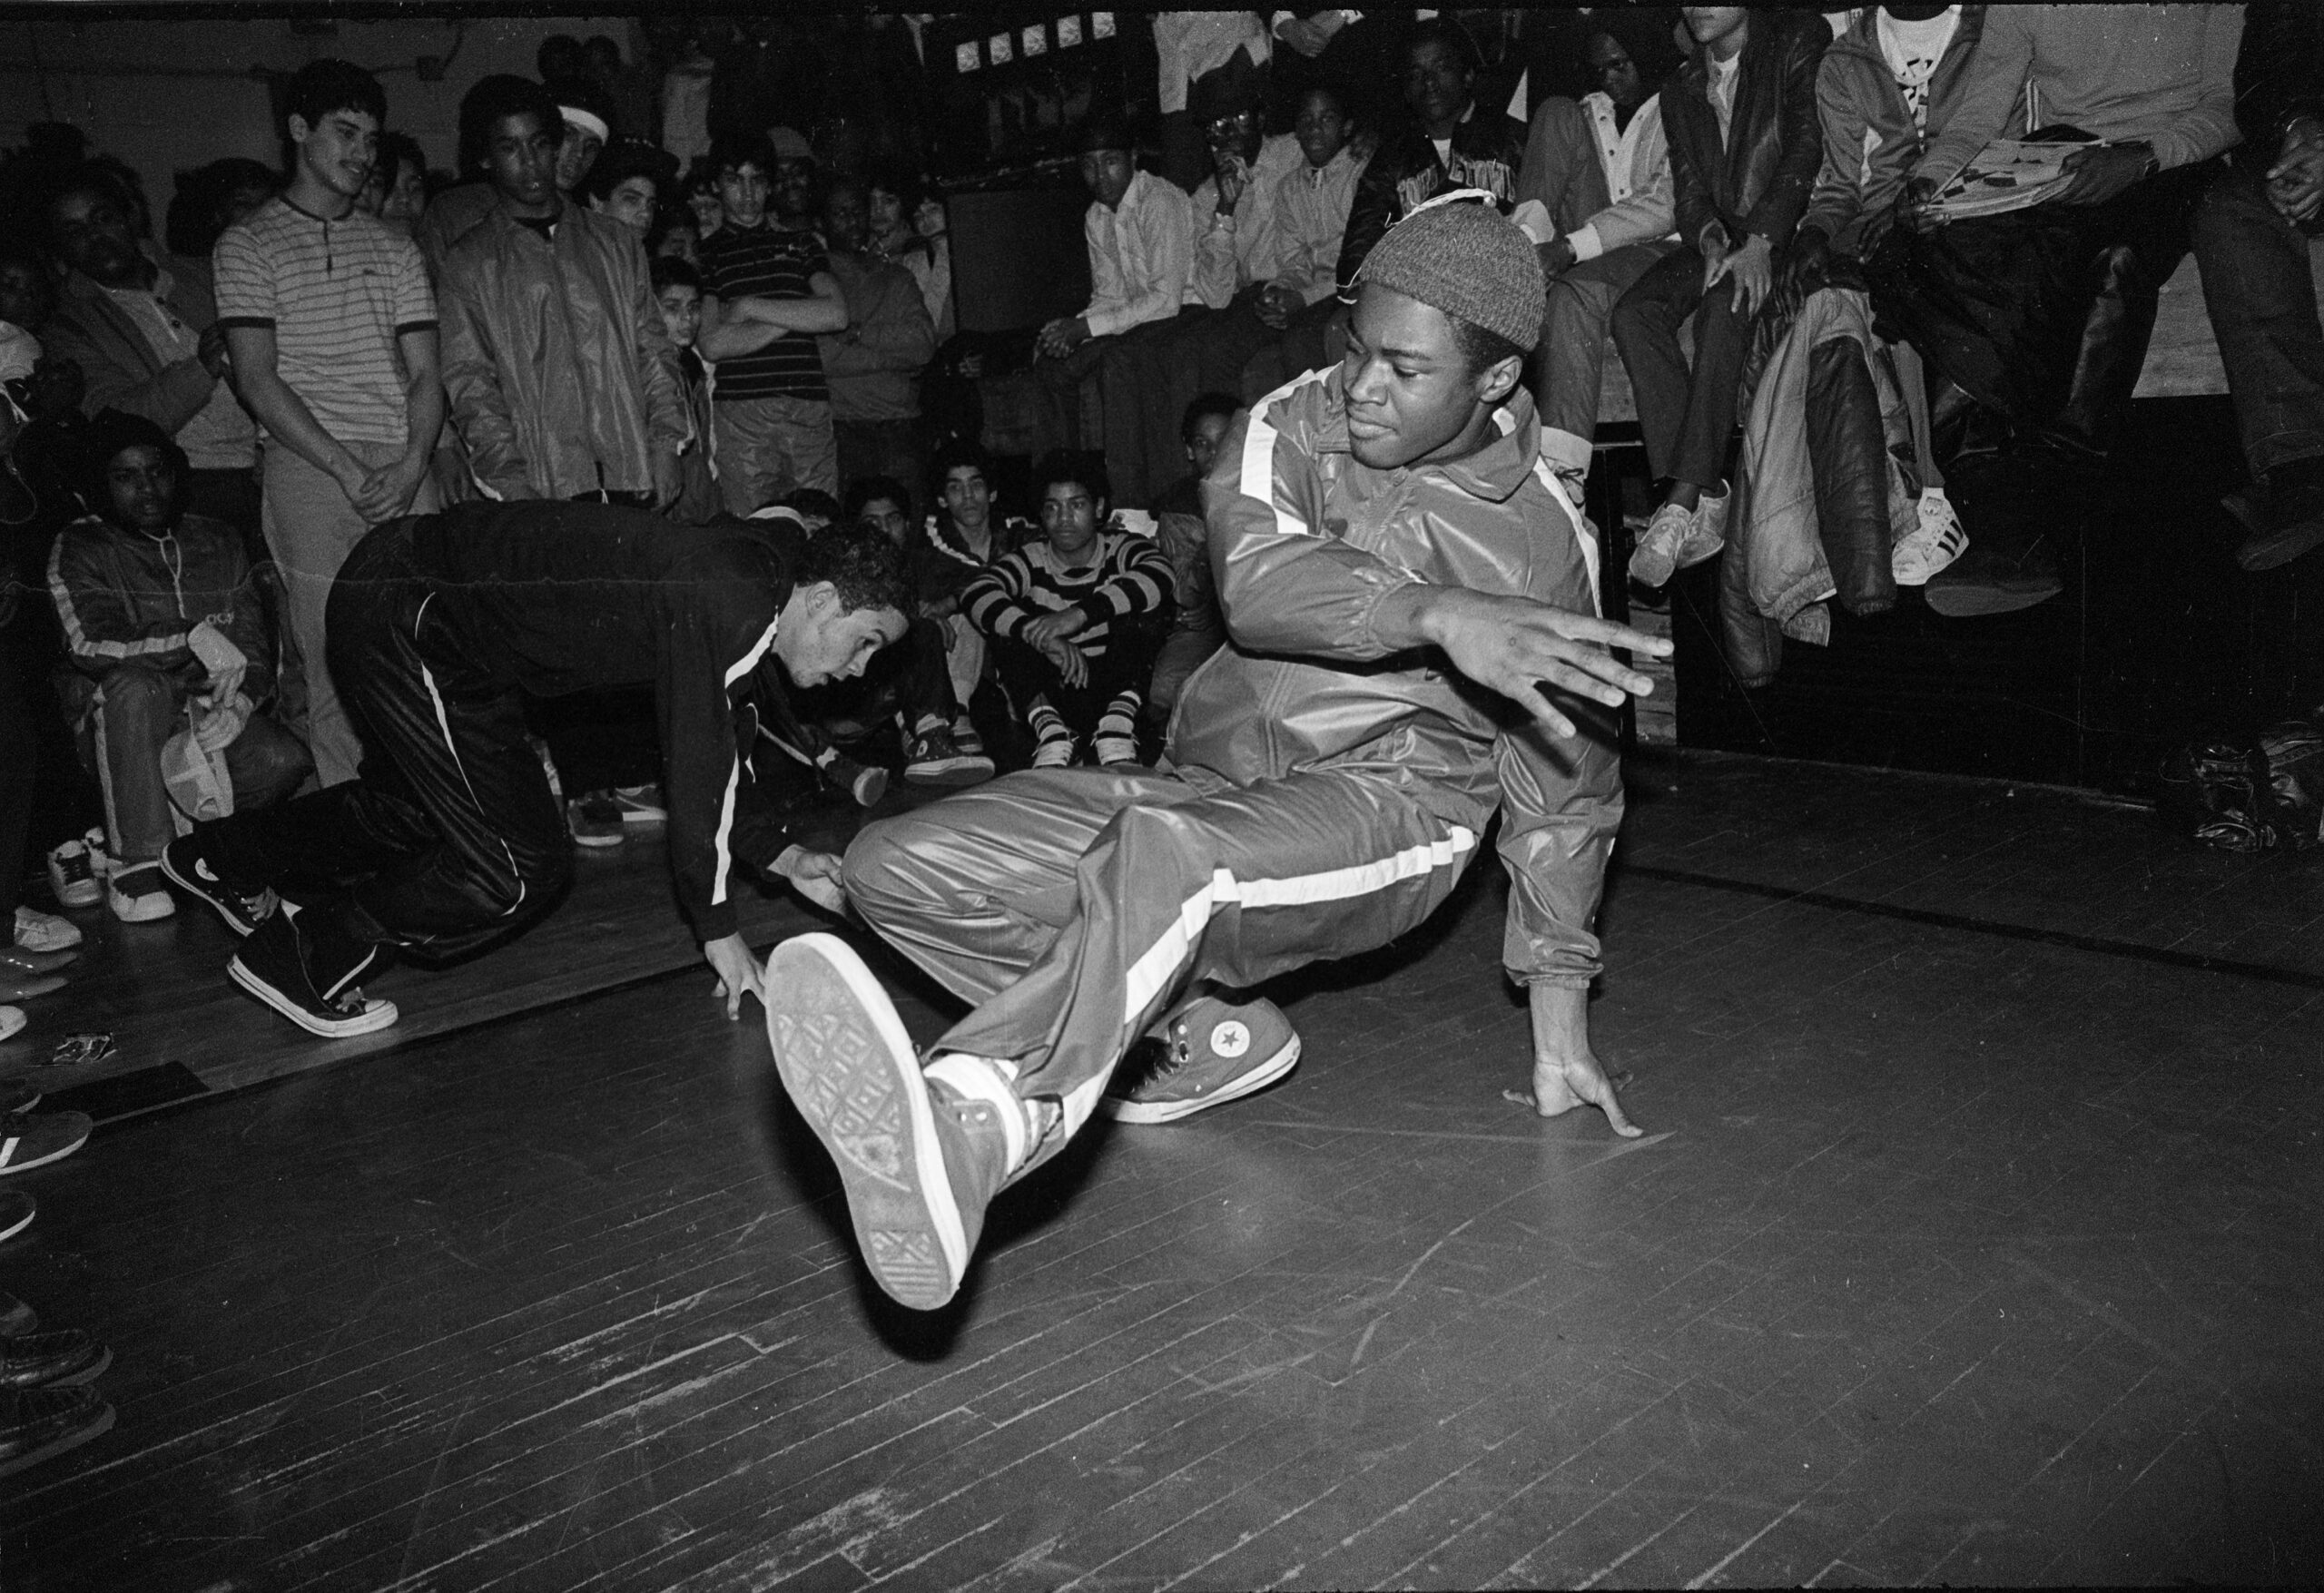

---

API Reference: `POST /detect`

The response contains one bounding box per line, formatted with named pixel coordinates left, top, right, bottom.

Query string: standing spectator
left=964, top=448, right=1173, bottom=769
left=584, top=140, right=667, bottom=235
left=584, top=33, right=661, bottom=152
left=1521, top=11, right=1684, bottom=489
left=1616, top=6, right=1827, bottom=588
left=437, top=74, right=684, bottom=509
left=214, top=58, right=444, bottom=789
left=818, top=179, right=937, bottom=502
left=696, top=132, right=847, bottom=515
left=868, top=170, right=953, bottom=343
left=47, top=414, right=309, bottom=922
left=537, top=34, right=586, bottom=93
left=651, top=256, right=720, bottom=526
left=1336, top=19, right=1528, bottom=295
left=2193, top=0, right=2324, bottom=570
left=42, top=164, right=260, bottom=542
left=1152, top=11, right=1274, bottom=193
left=356, top=133, right=428, bottom=240
left=551, top=85, right=612, bottom=198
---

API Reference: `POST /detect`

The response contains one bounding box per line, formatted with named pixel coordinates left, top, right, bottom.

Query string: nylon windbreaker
left=47, top=510, right=275, bottom=700
left=1172, top=367, right=1624, bottom=987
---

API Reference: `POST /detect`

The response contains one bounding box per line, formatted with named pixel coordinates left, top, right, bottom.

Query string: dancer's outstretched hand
left=1420, top=588, right=1671, bottom=739
left=704, top=931, right=765, bottom=1021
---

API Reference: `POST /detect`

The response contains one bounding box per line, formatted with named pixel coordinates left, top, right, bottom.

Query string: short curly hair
left=794, top=519, right=913, bottom=617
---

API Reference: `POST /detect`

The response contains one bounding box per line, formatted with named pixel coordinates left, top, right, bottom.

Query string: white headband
left=559, top=106, right=609, bottom=145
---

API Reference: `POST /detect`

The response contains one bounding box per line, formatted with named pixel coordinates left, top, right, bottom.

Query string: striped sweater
left=961, top=527, right=1173, bottom=657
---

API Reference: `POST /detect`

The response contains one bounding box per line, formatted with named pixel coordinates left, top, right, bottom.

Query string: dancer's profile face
left=781, top=588, right=908, bottom=685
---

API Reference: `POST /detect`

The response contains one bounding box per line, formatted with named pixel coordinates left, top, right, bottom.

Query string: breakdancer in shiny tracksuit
left=162, top=501, right=911, bottom=1037
left=765, top=198, right=1672, bottom=1312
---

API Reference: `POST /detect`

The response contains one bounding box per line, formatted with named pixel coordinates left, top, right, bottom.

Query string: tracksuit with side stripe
left=842, top=367, right=1623, bottom=1169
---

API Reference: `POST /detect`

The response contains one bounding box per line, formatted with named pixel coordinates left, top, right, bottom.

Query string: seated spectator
left=1147, top=391, right=1240, bottom=727
left=42, top=162, right=260, bottom=544
left=1615, top=6, right=1827, bottom=588
left=651, top=255, right=720, bottom=526
left=696, top=131, right=847, bottom=516
left=2192, top=0, right=2324, bottom=571
left=1520, top=10, right=1684, bottom=488
left=913, top=438, right=1030, bottom=760
left=1868, top=4, right=2241, bottom=613
left=818, top=179, right=938, bottom=511
left=44, top=414, right=310, bottom=922
left=867, top=171, right=954, bottom=344
left=356, top=133, right=428, bottom=239
left=437, top=74, right=685, bottom=509
left=583, top=139, right=670, bottom=234
left=1257, top=81, right=1365, bottom=335
left=1034, top=115, right=1202, bottom=506
left=1188, top=54, right=1303, bottom=314
left=162, top=158, right=277, bottom=261
left=964, top=448, right=1173, bottom=769
left=1336, top=19, right=1527, bottom=297
left=846, top=475, right=914, bottom=548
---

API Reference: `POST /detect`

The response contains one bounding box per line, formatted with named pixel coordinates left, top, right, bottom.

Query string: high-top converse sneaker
left=1103, top=994, right=1302, bottom=1124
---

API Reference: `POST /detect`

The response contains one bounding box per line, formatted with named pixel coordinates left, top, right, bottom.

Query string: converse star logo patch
left=1211, top=1021, right=1251, bottom=1059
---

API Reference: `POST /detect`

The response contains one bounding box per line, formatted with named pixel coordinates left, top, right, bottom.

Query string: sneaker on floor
left=1029, top=728, right=1077, bottom=770
left=950, top=715, right=986, bottom=760
left=0, top=1330, right=109, bottom=1390
left=227, top=907, right=398, bottom=1040
left=1892, top=487, right=1970, bottom=586
left=159, top=834, right=278, bottom=938
left=0, top=942, right=71, bottom=978
left=0, top=1110, right=91, bottom=1176
left=0, top=1197, right=31, bottom=1247
left=903, top=723, right=995, bottom=789
left=613, top=783, right=666, bottom=824
left=1103, top=996, right=1302, bottom=1124
left=1925, top=534, right=2063, bottom=617
left=567, top=792, right=626, bottom=848
left=44, top=838, right=102, bottom=912
left=0, top=1385, right=114, bottom=1479
left=764, top=934, right=1029, bottom=1311
left=1092, top=732, right=1141, bottom=767
left=106, top=862, right=175, bottom=924
left=14, top=908, right=81, bottom=956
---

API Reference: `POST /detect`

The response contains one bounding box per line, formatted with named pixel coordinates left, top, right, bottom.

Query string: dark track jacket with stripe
left=1174, top=367, right=1624, bottom=987
left=399, top=500, right=807, bottom=943
left=48, top=511, right=276, bottom=701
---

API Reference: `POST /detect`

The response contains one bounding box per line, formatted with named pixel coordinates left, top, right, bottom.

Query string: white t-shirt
left=1876, top=5, right=1963, bottom=132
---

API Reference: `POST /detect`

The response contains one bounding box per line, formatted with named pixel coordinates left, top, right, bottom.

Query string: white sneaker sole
left=904, top=756, right=996, bottom=788
left=227, top=957, right=399, bottom=1039
left=765, top=934, right=966, bottom=1310
left=1104, top=1035, right=1303, bottom=1125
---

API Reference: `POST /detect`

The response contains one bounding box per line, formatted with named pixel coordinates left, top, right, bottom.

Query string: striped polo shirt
left=696, top=221, right=829, bottom=404
left=212, top=195, right=437, bottom=447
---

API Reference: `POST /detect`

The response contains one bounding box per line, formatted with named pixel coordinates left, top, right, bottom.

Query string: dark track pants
left=842, top=764, right=1482, bottom=1175
left=205, top=522, right=570, bottom=958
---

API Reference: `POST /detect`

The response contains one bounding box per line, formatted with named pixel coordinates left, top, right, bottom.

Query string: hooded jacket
left=47, top=509, right=274, bottom=700
left=1175, top=366, right=1622, bottom=986
left=1804, top=6, right=1987, bottom=254
left=438, top=202, right=687, bottom=502
left=1662, top=10, right=1828, bottom=256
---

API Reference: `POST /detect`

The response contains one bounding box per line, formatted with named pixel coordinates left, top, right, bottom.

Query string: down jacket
left=438, top=203, right=687, bottom=502
left=1177, top=366, right=1622, bottom=987
left=46, top=510, right=275, bottom=700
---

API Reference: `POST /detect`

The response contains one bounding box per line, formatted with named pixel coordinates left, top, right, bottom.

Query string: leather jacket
left=1662, top=12, right=1827, bottom=256
left=1337, top=106, right=1529, bottom=297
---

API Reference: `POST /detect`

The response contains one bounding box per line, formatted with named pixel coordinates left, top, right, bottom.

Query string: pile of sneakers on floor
left=0, top=926, right=113, bottom=1480
left=44, top=827, right=172, bottom=925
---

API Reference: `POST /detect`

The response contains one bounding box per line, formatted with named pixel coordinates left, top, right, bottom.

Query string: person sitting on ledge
left=158, top=503, right=910, bottom=1039
left=46, top=413, right=310, bottom=924
left=963, top=448, right=1174, bottom=770
left=762, top=197, right=1669, bottom=1313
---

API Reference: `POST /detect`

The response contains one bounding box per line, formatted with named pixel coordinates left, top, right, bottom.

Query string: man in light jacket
left=438, top=74, right=684, bottom=506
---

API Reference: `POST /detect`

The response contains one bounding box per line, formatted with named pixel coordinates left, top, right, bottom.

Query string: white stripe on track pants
left=842, top=765, right=1479, bottom=1169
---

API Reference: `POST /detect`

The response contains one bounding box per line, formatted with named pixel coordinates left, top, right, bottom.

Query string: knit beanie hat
left=1354, top=192, right=1545, bottom=352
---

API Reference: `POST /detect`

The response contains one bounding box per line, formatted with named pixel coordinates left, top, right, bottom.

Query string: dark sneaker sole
left=227, top=957, right=399, bottom=1039
left=158, top=845, right=268, bottom=937
left=1925, top=580, right=2063, bottom=618
left=0, top=1400, right=114, bottom=1480
left=1105, top=1035, right=1303, bottom=1125
left=765, top=934, right=965, bottom=1310
left=10, top=1344, right=112, bottom=1390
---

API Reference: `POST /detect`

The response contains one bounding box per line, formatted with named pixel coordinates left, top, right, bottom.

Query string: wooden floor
left=3, top=752, right=2319, bottom=1590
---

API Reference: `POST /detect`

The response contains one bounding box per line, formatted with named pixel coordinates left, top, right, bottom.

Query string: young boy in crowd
left=1146, top=391, right=1240, bottom=727
left=912, top=438, right=1030, bottom=764
left=651, top=255, right=720, bottom=525
left=963, top=448, right=1174, bottom=769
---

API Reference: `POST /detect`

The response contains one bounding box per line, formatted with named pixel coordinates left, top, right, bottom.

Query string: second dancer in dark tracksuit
left=162, top=499, right=912, bottom=1037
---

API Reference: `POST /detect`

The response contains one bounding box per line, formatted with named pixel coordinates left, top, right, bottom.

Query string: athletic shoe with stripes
left=0, top=1110, right=90, bottom=1176
left=1103, top=995, right=1303, bottom=1124
left=764, top=934, right=1037, bottom=1311
left=160, top=835, right=279, bottom=937
left=0, top=1386, right=114, bottom=1479
left=228, top=905, right=398, bottom=1039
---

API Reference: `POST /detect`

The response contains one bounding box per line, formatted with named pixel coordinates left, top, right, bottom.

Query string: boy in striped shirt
left=962, top=449, right=1173, bottom=769
left=214, top=59, right=443, bottom=789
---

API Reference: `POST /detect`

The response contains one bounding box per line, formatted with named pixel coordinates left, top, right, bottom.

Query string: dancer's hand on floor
left=704, top=932, right=766, bottom=1021
left=777, top=850, right=850, bottom=916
